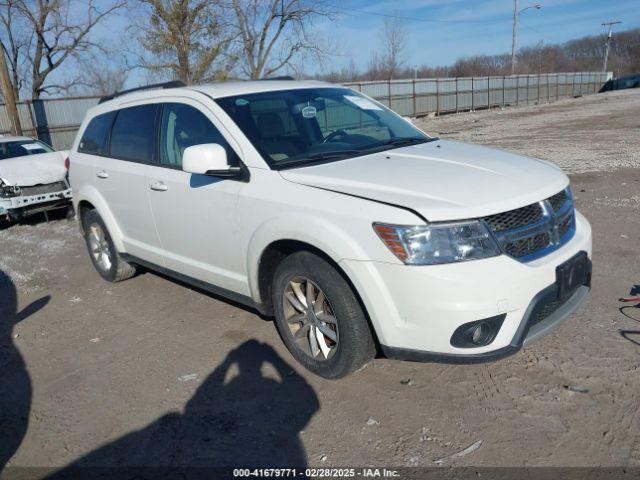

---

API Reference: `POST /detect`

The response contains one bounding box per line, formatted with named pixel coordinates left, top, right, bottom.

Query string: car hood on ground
left=279, top=140, right=569, bottom=222
left=0, top=151, right=68, bottom=187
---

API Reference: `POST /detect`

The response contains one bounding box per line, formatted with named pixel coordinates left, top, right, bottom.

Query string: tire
left=65, top=204, right=76, bottom=220
left=81, top=209, right=136, bottom=283
left=272, top=251, right=376, bottom=379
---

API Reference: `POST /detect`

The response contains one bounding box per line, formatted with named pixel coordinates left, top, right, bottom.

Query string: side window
left=110, top=104, right=159, bottom=163
left=159, top=103, right=236, bottom=167
left=78, top=111, right=115, bottom=155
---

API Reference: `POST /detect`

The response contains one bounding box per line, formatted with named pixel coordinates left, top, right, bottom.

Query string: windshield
left=0, top=139, right=53, bottom=160
left=216, top=87, right=434, bottom=168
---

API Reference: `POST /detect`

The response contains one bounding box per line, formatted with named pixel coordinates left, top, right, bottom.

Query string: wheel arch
left=254, top=238, right=382, bottom=351
left=75, top=185, right=126, bottom=252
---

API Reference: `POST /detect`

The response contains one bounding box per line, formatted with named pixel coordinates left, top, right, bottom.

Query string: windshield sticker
left=21, top=143, right=44, bottom=151
left=344, top=95, right=383, bottom=111
left=301, top=105, right=317, bottom=119
left=235, top=98, right=249, bottom=106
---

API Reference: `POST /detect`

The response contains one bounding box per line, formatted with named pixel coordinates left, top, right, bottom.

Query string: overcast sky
left=314, top=0, right=640, bottom=70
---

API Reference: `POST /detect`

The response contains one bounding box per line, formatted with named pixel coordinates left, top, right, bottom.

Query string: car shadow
left=618, top=291, right=640, bottom=347
left=0, top=269, right=50, bottom=469
left=137, top=267, right=273, bottom=322
left=48, top=339, right=319, bottom=476
left=0, top=206, right=71, bottom=230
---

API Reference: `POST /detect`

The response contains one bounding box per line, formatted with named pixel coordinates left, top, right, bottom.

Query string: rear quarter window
left=78, top=111, right=116, bottom=155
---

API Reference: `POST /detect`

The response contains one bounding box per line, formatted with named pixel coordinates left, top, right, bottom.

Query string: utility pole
left=537, top=40, right=543, bottom=75
left=511, top=0, right=518, bottom=75
left=601, top=21, right=621, bottom=73
left=0, top=44, right=22, bottom=136
left=511, top=2, right=542, bottom=75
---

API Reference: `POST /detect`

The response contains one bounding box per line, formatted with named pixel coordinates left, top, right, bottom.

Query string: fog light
left=471, top=322, right=493, bottom=345
left=450, top=314, right=506, bottom=348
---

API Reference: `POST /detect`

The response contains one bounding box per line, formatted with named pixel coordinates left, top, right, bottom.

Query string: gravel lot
left=416, top=88, right=640, bottom=173
left=1, top=88, right=639, bottom=474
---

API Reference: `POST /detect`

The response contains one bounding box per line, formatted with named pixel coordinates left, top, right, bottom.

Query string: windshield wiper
left=306, top=149, right=362, bottom=160
left=276, top=149, right=365, bottom=169
left=381, top=137, right=431, bottom=147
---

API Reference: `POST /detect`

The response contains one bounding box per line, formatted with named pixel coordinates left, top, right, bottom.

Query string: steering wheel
left=323, top=129, right=348, bottom=144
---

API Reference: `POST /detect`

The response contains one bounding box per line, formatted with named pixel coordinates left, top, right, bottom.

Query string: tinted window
left=0, top=140, right=53, bottom=159
left=159, top=103, right=235, bottom=167
left=78, top=112, right=115, bottom=155
left=110, top=104, right=159, bottom=162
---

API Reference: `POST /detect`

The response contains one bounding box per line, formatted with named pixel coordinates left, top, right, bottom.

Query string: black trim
left=381, top=343, right=520, bottom=364
left=381, top=252, right=592, bottom=364
left=119, top=254, right=268, bottom=314
left=99, top=80, right=186, bottom=104
left=203, top=166, right=244, bottom=179
left=450, top=314, right=506, bottom=348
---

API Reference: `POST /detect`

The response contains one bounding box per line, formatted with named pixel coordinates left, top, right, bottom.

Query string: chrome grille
left=502, top=232, right=550, bottom=257
left=548, top=190, right=568, bottom=212
left=483, top=203, right=543, bottom=232
left=483, top=188, right=576, bottom=262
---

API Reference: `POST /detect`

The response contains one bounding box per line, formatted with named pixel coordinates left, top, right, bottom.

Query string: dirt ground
left=1, top=89, right=639, bottom=473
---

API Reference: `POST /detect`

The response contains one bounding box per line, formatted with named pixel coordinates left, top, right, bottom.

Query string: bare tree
left=0, top=0, right=30, bottom=99
left=69, top=54, right=130, bottom=96
left=228, top=0, right=333, bottom=79
left=11, top=0, right=126, bottom=99
left=136, top=0, right=233, bottom=84
left=380, top=16, right=406, bottom=79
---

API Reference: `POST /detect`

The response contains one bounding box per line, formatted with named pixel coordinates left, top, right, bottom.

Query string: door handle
left=150, top=181, right=168, bottom=192
left=96, top=170, right=109, bottom=179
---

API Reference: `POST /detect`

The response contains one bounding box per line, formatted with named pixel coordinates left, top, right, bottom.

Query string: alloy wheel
left=88, top=223, right=112, bottom=272
left=282, top=276, right=339, bottom=360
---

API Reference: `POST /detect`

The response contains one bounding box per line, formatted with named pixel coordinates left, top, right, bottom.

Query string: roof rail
left=262, top=76, right=295, bottom=81
left=99, top=80, right=186, bottom=104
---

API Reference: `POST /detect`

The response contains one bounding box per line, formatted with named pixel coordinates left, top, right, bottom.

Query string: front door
left=146, top=100, right=248, bottom=295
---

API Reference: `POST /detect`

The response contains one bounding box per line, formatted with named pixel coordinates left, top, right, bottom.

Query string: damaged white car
left=0, top=136, right=73, bottom=222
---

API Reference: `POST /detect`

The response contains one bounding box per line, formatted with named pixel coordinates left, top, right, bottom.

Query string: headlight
left=373, top=221, right=501, bottom=265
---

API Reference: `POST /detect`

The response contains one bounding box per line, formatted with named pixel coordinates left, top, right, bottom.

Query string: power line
left=327, top=3, right=513, bottom=25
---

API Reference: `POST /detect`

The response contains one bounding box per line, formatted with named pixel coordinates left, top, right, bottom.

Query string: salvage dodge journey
left=69, top=80, right=592, bottom=378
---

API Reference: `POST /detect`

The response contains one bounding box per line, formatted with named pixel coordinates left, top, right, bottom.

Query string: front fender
left=246, top=213, right=372, bottom=304
left=75, top=183, right=126, bottom=253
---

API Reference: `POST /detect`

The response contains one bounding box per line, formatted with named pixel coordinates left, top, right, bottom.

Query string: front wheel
left=272, top=251, right=376, bottom=379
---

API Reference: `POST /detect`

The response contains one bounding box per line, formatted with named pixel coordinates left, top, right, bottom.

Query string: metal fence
left=0, top=71, right=610, bottom=151
left=345, top=71, right=611, bottom=117
left=0, top=96, right=100, bottom=150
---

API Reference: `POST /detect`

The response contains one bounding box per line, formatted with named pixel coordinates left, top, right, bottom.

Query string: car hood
left=279, top=140, right=569, bottom=222
left=0, top=151, right=68, bottom=187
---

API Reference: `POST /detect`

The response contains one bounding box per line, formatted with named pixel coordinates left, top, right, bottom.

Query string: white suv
left=70, top=80, right=592, bottom=378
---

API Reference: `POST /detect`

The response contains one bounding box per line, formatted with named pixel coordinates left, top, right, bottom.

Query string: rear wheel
left=82, top=209, right=136, bottom=282
left=272, top=251, right=375, bottom=379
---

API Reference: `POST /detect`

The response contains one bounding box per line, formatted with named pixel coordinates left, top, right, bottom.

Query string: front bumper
left=339, top=209, right=592, bottom=360
left=0, top=188, right=73, bottom=216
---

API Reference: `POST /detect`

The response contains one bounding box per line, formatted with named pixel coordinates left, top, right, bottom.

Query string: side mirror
left=182, top=143, right=241, bottom=178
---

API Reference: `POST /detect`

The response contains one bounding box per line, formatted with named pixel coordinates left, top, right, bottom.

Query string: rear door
left=96, top=103, right=165, bottom=266
left=146, top=100, right=247, bottom=295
